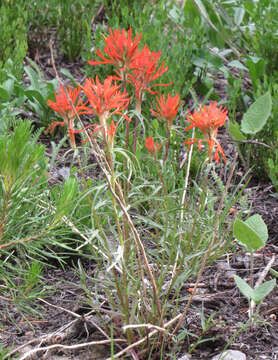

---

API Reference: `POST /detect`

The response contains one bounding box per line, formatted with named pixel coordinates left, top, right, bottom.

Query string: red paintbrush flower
left=88, top=28, right=142, bottom=71
left=81, top=76, right=131, bottom=126
left=47, top=84, right=86, bottom=119
left=151, top=93, right=181, bottom=129
left=128, top=46, right=172, bottom=103
left=184, top=101, right=228, bottom=163
left=47, top=84, right=87, bottom=148
left=145, top=136, right=161, bottom=155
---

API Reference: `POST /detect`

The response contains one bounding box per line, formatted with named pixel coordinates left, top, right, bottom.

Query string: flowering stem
left=94, top=139, right=163, bottom=323
left=122, top=70, right=129, bottom=153
left=152, top=159, right=169, bottom=287
left=105, top=142, right=133, bottom=340
left=250, top=250, right=254, bottom=289
left=163, top=127, right=171, bottom=164
left=168, top=128, right=195, bottom=294
left=172, top=154, right=238, bottom=335
left=68, top=117, right=76, bottom=148
left=133, top=96, right=142, bottom=155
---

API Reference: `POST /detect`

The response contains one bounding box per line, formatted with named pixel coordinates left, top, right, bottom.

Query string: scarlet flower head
left=145, top=136, right=161, bottom=155
left=47, top=84, right=87, bottom=148
left=88, top=28, right=142, bottom=71
left=128, top=45, right=172, bottom=101
left=47, top=84, right=86, bottom=120
left=81, top=76, right=131, bottom=125
left=184, top=101, right=228, bottom=162
left=151, top=93, right=181, bottom=128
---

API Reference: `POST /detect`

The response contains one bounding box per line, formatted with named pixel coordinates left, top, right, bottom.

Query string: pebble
left=177, top=355, right=191, bottom=360
left=211, top=350, right=246, bottom=360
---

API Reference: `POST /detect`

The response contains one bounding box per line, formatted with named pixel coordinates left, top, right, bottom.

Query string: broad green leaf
left=229, top=120, right=246, bottom=140
left=0, top=87, right=9, bottom=102
left=234, top=275, right=254, bottom=300
left=14, top=83, right=25, bottom=98
left=253, top=279, right=276, bottom=304
left=24, top=66, right=40, bottom=89
left=25, top=90, right=46, bottom=108
left=228, top=60, right=248, bottom=72
left=233, top=218, right=264, bottom=251
left=245, top=57, right=266, bottom=93
left=246, top=56, right=265, bottom=77
left=3, top=79, right=14, bottom=97
left=241, top=92, right=272, bottom=134
left=234, top=7, right=245, bottom=26
left=245, top=214, right=268, bottom=245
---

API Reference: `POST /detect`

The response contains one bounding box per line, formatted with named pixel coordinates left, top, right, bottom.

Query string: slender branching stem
left=172, top=154, right=238, bottom=335
left=250, top=250, right=254, bottom=289
left=170, top=128, right=195, bottom=286
left=133, top=95, right=142, bottom=155
left=163, top=127, right=171, bottom=164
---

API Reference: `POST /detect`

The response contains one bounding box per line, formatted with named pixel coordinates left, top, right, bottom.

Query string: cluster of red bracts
left=47, top=28, right=227, bottom=162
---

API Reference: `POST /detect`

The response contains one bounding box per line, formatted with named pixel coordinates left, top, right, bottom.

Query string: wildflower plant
left=43, top=26, right=244, bottom=358
left=3, top=22, right=255, bottom=359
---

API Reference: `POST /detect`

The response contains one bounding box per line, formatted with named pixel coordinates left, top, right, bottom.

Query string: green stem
left=250, top=250, right=254, bottom=289
left=133, top=96, right=142, bottom=155
left=172, top=154, right=238, bottom=335
left=106, top=143, right=133, bottom=341
left=163, top=127, right=171, bottom=164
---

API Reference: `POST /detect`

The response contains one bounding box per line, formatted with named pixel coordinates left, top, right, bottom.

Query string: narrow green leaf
left=233, top=218, right=264, bottom=251
left=234, top=275, right=254, bottom=300
left=245, top=214, right=268, bottom=245
left=253, top=279, right=276, bottom=304
left=270, top=268, right=278, bottom=278
left=60, top=68, right=78, bottom=88
left=184, top=0, right=201, bottom=20
left=193, top=0, right=209, bottom=19
left=241, top=92, right=272, bottom=134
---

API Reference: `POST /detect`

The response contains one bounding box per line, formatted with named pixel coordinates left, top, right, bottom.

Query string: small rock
left=211, top=350, right=246, bottom=360
left=177, top=354, right=191, bottom=360
left=57, top=166, right=70, bottom=180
